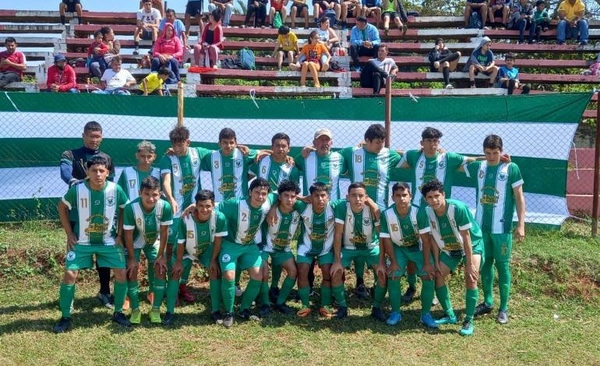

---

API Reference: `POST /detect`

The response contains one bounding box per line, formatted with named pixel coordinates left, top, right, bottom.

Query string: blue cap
left=54, top=54, right=66, bottom=62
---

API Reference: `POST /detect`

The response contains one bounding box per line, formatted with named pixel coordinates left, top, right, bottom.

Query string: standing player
left=467, top=134, right=525, bottom=324
left=59, top=121, right=115, bottom=309
left=117, top=140, right=161, bottom=201
left=122, top=176, right=173, bottom=325
left=417, top=180, right=484, bottom=336
left=53, top=156, right=130, bottom=333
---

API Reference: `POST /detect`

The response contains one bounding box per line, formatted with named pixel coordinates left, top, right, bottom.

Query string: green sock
left=420, top=279, right=435, bottom=315
left=298, top=286, right=311, bottom=308
left=320, top=285, right=332, bottom=307
left=332, top=284, right=347, bottom=307
left=240, top=278, right=262, bottom=311
left=152, top=279, right=166, bottom=309
left=271, top=264, right=283, bottom=289
left=259, top=281, right=270, bottom=306
left=481, top=257, right=495, bottom=307
left=59, top=283, right=75, bottom=318
left=465, top=288, right=479, bottom=322
left=113, top=281, right=128, bottom=313
left=407, top=272, right=417, bottom=288
left=387, top=278, right=401, bottom=312
left=166, top=279, right=179, bottom=313
left=373, top=284, right=387, bottom=308
left=277, top=277, right=296, bottom=305
left=222, top=278, right=235, bottom=313
left=180, top=258, right=192, bottom=284
left=354, top=258, right=365, bottom=283
left=147, top=263, right=155, bottom=293
left=209, top=279, right=222, bottom=313
left=436, top=285, right=455, bottom=318
left=497, top=261, right=511, bottom=311
left=127, top=281, right=140, bottom=310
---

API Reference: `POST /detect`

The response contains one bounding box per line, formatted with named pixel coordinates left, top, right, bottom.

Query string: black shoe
left=222, top=312, right=234, bottom=328
left=162, top=311, right=175, bottom=325
left=238, top=308, right=253, bottom=321
left=473, top=302, right=494, bottom=317
left=371, top=307, right=386, bottom=322
left=112, top=312, right=132, bottom=328
left=53, top=317, right=72, bottom=333
left=269, top=287, right=280, bottom=304
left=275, top=303, right=294, bottom=316
left=402, top=286, right=416, bottom=303
left=336, top=306, right=348, bottom=319
left=355, top=284, right=370, bottom=300
left=211, top=311, right=223, bottom=324
left=258, top=304, right=271, bottom=318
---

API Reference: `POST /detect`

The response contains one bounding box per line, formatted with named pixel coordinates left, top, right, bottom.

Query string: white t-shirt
left=371, top=57, right=396, bottom=74
left=101, top=69, right=135, bottom=90
left=137, top=8, right=162, bottom=24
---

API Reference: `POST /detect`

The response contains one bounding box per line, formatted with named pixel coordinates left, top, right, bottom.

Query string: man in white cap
left=46, top=54, right=78, bottom=93
left=465, top=36, right=498, bottom=88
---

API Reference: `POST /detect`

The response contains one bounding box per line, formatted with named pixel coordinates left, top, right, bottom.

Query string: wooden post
left=384, top=76, right=391, bottom=148
left=177, top=81, right=184, bottom=127
left=592, top=92, right=600, bottom=236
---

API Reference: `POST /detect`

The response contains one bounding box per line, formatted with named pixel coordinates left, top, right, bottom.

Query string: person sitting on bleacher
left=291, top=0, right=310, bottom=29
left=160, top=9, right=188, bottom=48
left=381, top=0, right=408, bottom=36
left=315, top=17, right=340, bottom=54
left=46, top=54, right=78, bottom=93
left=139, top=0, right=165, bottom=17
left=349, top=16, right=381, bottom=72
left=151, top=23, right=183, bottom=83
left=95, top=55, right=136, bottom=95
left=194, top=9, right=224, bottom=68
left=134, top=0, right=162, bottom=56
left=556, top=0, right=588, bottom=46
left=208, top=0, right=234, bottom=27
left=497, top=52, right=530, bottom=95
left=273, top=26, right=299, bottom=70
left=313, top=0, right=342, bottom=28
left=359, top=44, right=397, bottom=94
left=87, top=30, right=109, bottom=78
left=243, top=0, right=269, bottom=27
left=291, top=30, right=331, bottom=87
left=428, top=37, right=461, bottom=89
left=464, top=0, right=488, bottom=29
left=270, top=0, right=289, bottom=28
left=487, top=0, right=510, bottom=28
left=361, top=0, right=382, bottom=28
left=533, top=0, right=550, bottom=42
left=139, top=67, right=171, bottom=96
left=464, top=36, right=498, bottom=88
left=340, top=0, right=361, bottom=30
left=507, top=0, right=536, bottom=44
left=0, top=37, right=26, bottom=90
left=60, top=0, right=83, bottom=25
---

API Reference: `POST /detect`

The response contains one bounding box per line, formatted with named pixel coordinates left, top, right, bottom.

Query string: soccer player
left=417, top=180, right=484, bottom=336
left=117, top=140, right=161, bottom=201
left=379, top=182, right=438, bottom=328
left=175, top=189, right=228, bottom=325
left=218, top=178, right=276, bottom=328
left=53, top=155, right=130, bottom=333
left=468, top=134, right=525, bottom=324
left=122, top=176, right=173, bottom=325
left=330, top=183, right=386, bottom=320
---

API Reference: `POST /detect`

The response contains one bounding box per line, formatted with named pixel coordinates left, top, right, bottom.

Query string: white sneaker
left=445, top=84, right=454, bottom=89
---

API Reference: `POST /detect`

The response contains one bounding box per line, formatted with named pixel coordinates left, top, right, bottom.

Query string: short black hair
left=309, top=182, right=329, bottom=195
left=483, top=134, right=503, bottom=150
left=250, top=177, right=270, bottom=192
left=364, top=124, right=386, bottom=142
left=84, top=121, right=103, bottom=134
left=271, top=132, right=290, bottom=145
left=391, top=182, right=411, bottom=195
left=5, top=37, right=16, bottom=44
left=278, top=25, right=290, bottom=35
left=348, top=182, right=366, bottom=193
left=422, top=127, right=443, bottom=140
left=86, top=155, right=109, bottom=169
left=99, top=26, right=112, bottom=36
left=420, top=179, right=444, bottom=197
left=169, top=126, right=190, bottom=143
left=211, top=8, right=222, bottom=22
left=219, top=127, right=236, bottom=142
left=504, top=52, right=516, bottom=61
left=141, top=176, right=160, bottom=191
left=195, top=189, right=215, bottom=202
left=158, top=67, right=171, bottom=76
left=93, top=30, right=103, bottom=38
left=277, top=179, right=300, bottom=195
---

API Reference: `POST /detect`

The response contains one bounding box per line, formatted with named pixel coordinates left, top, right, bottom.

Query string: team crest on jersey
left=235, top=159, right=242, bottom=168
left=221, top=253, right=231, bottom=263
left=201, top=231, right=207, bottom=236
left=438, top=160, right=446, bottom=169
left=320, top=162, right=327, bottom=168
left=106, top=196, right=115, bottom=207
left=66, top=251, right=76, bottom=261
left=363, top=218, right=371, bottom=226
left=498, top=172, right=508, bottom=181
left=331, top=162, right=338, bottom=169
left=292, top=215, right=300, bottom=224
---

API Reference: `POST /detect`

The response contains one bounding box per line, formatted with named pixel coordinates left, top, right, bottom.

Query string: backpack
left=319, top=9, right=336, bottom=28
left=239, top=48, right=256, bottom=70
left=467, top=11, right=482, bottom=29
left=273, top=12, right=283, bottom=29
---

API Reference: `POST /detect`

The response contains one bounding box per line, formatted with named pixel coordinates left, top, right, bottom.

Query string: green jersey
left=334, top=200, right=380, bottom=250
left=202, top=149, right=257, bottom=202
left=160, top=147, right=211, bottom=217
left=340, top=146, right=402, bottom=208
left=295, top=151, right=346, bottom=200
left=467, top=161, right=524, bottom=234
left=250, top=156, right=300, bottom=193
left=295, top=199, right=341, bottom=257
left=400, top=150, right=468, bottom=206
left=62, top=181, right=129, bottom=246
left=380, top=203, right=421, bottom=249
left=178, top=210, right=228, bottom=260
left=417, top=198, right=483, bottom=257
left=218, top=194, right=277, bottom=246
left=263, top=207, right=302, bottom=253
left=117, top=166, right=161, bottom=200
left=123, top=197, right=174, bottom=249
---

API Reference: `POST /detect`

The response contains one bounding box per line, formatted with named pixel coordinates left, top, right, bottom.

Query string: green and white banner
left=0, top=92, right=591, bottom=226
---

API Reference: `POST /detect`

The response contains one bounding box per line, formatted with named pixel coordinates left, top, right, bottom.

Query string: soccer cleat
left=53, top=317, right=72, bottom=333
left=371, top=307, right=386, bottom=322
left=459, top=320, right=474, bottom=336
left=269, top=287, right=280, bottom=304
left=386, top=311, right=402, bottom=326
left=149, top=309, right=162, bottom=324
left=402, top=286, right=416, bottom=303
left=222, top=312, right=234, bottom=328
left=297, top=307, right=312, bottom=317
left=258, top=304, right=271, bottom=318
left=179, top=284, right=195, bottom=303
left=212, top=311, right=223, bottom=325
left=275, top=303, right=294, bottom=316
left=237, top=308, right=253, bottom=321
left=445, top=84, right=454, bottom=89
left=497, top=310, right=509, bottom=324
left=162, top=312, right=175, bottom=326
left=335, top=306, right=348, bottom=319
left=319, top=306, right=334, bottom=318
left=129, top=309, right=141, bottom=325
left=97, top=292, right=114, bottom=309
left=235, top=285, right=244, bottom=297
left=355, top=284, right=370, bottom=300
left=420, top=313, right=439, bottom=329
left=112, top=312, right=132, bottom=328
left=435, top=314, right=457, bottom=325
left=123, top=296, right=130, bottom=311
left=474, top=302, right=494, bottom=317
left=146, top=292, right=154, bottom=304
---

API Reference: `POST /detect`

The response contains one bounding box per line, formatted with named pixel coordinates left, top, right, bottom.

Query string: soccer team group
left=53, top=121, right=525, bottom=336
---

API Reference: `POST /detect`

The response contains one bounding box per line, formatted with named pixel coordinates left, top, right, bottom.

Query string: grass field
left=1, top=220, right=600, bottom=366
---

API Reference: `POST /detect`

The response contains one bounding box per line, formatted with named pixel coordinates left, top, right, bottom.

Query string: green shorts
left=439, top=247, right=484, bottom=272
left=482, top=232, right=512, bottom=262
left=341, top=246, right=379, bottom=268
left=66, top=244, right=126, bottom=270
left=219, top=241, right=262, bottom=272
left=297, top=251, right=334, bottom=265
left=167, top=217, right=180, bottom=245
left=390, top=245, right=433, bottom=277
left=268, top=251, right=295, bottom=267
left=177, top=245, right=215, bottom=268
left=126, top=243, right=159, bottom=263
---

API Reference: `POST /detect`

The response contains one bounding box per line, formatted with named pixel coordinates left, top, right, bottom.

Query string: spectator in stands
left=87, top=30, right=108, bottom=78
left=340, top=0, right=362, bottom=29
left=381, top=0, right=408, bottom=36
left=270, top=0, right=289, bottom=28
left=243, top=0, right=269, bottom=27
left=507, top=0, right=536, bottom=44
left=100, top=26, right=121, bottom=62
left=349, top=16, right=381, bottom=72
left=465, top=36, right=498, bottom=88
left=533, top=0, right=550, bottom=42
left=208, top=0, right=234, bottom=27
left=428, top=37, right=461, bottom=89
left=464, top=0, right=488, bottom=29
left=0, top=37, right=26, bottom=90
left=185, top=0, right=206, bottom=38
left=160, top=9, right=188, bottom=47
left=315, top=17, right=340, bottom=54
left=194, top=9, right=224, bottom=68
left=139, top=67, right=171, bottom=96
left=292, top=30, right=331, bottom=87
left=134, top=0, right=162, bottom=56
left=487, top=0, right=510, bottom=28
left=361, top=0, right=382, bottom=28
left=497, top=52, right=530, bottom=94
left=139, top=0, right=165, bottom=17
left=359, top=44, right=397, bottom=94
left=152, top=23, right=184, bottom=82
left=46, top=54, right=78, bottom=93
left=556, top=0, right=588, bottom=46
left=95, top=55, right=136, bottom=94
left=291, top=0, right=310, bottom=29
left=313, top=0, right=342, bottom=27
left=60, top=0, right=83, bottom=25
left=273, top=26, right=299, bottom=70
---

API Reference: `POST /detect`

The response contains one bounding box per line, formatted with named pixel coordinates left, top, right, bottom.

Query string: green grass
left=1, top=221, right=600, bottom=365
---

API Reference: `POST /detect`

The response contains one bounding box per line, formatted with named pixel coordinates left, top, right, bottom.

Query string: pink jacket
left=152, top=23, right=183, bottom=62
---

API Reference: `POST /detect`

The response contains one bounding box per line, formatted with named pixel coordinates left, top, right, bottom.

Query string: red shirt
left=46, top=64, right=78, bottom=92
left=0, top=50, right=26, bottom=78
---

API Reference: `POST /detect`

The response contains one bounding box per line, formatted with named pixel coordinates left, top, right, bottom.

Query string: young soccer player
left=53, top=155, right=130, bottom=333
left=117, top=140, right=161, bottom=201
left=417, top=179, right=484, bottom=336
left=122, top=176, right=173, bottom=325
left=467, top=134, right=525, bottom=324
